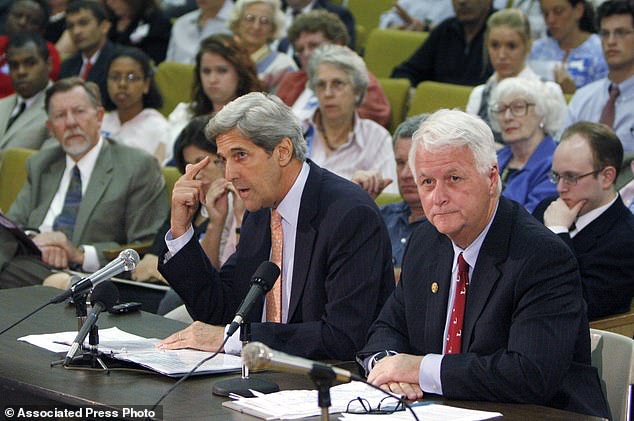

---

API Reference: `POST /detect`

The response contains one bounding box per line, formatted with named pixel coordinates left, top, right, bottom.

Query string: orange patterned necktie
left=266, top=209, right=283, bottom=322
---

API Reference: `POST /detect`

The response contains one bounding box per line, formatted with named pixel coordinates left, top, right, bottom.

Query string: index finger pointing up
left=183, top=156, right=211, bottom=180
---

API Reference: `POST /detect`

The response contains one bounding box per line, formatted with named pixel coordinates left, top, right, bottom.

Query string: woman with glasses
left=467, top=9, right=554, bottom=145
left=528, top=0, right=607, bottom=94
left=489, top=77, right=566, bottom=212
left=101, top=47, right=169, bottom=163
left=132, top=116, right=244, bottom=320
left=228, top=0, right=297, bottom=91
left=303, top=44, right=397, bottom=198
left=166, top=34, right=262, bottom=163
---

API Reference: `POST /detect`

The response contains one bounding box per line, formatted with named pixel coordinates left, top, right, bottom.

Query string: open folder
left=19, top=327, right=242, bottom=377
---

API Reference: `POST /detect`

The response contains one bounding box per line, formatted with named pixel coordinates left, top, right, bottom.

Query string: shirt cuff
left=419, top=353, right=443, bottom=395
left=223, top=324, right=242, bottom=355
left=81, top=245, right=100, bottom=273
left=164, top=225, right=194, bottom=262
left=548, top=225, right=569, bottom=235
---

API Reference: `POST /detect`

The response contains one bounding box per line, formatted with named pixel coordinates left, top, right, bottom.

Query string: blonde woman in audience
left=166, top=34, right=262, bottom=162
left=101, top=47, right=169, bottom=163
left=466, top=9, right=563, bottom=144
left=488, top=77, right=566, bottom=212
left=304, top=44, right=397, bottom=197
left=228, top=0, right=297, bottom=91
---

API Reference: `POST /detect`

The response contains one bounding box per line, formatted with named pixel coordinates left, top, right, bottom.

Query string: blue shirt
left=497, top=136, right=558, bottom=213
left=380, top=201, right=425, bottom=267
left=564, top=74, right=634, bottom=152
left=529, top=34, right=608, bottom=89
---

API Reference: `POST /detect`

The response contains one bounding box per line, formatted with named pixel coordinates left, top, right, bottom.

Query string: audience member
left=276, top=10, right=390, bottom=126
left=156, top=92, right=394, bottom=360
left=507, top=0, right=547, bottom=39
left=488, top=77, right=565, bottom=212
left=529, top=0, right=607, bottom=93
left=278, top=0, right=355, bottom=53
left=59, top=0, right=118, bottom=103
left=0, top=32, right=52, bottom=151
left=391, top=0, right=495, bottom=87
left=101, top=47, right=169, bottom=163
left=304, top=45, right=397, bottom=197
left=166, top=34, right=262, bottom=162
left=104, top=0, right=172, bottom=65
left=563, top=0, right=634, bottom=152
left=5, top=78, right=167, bottom=284
left=357, top=109, right=609, bottom=419
left=228, top=0, right=297, bottom=91
left=0, top=0, right=61, bottom=98
left=380, top=115, right=426, bottom=269
left=379, top=0, right=454, bottom=31
left=45, top=0, right=69, bottom=44
left=533, top=122, right=634, bottom=320
left=166, top=0, right=233, bottom=64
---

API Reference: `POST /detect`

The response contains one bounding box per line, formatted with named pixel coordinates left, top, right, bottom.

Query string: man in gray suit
left=7, top=77, right=167, bottom=278
left=0, top=32, right=51, bottom=151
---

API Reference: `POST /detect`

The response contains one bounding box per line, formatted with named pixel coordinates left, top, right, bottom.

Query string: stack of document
left=18, top=327, right=242, bottom=377
left=223, top=381, right=502, bottom=420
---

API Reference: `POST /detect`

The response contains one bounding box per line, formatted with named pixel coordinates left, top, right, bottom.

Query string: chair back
left=590, top=328, right=634, bottom=421
left=154, top=61, right=195, bottom=117
left=408, top=81, right=473, bottom=117
left=364, top=28, right=428, bottom=78
left=346, top=0, right=393, bottom=50
left=162, top=166, right=181, bottom=207
left=0, top=148, right=36, bottom=213
left=377, top=78, right=411, bottom=133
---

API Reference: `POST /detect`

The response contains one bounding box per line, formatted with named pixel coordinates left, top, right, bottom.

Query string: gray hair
left=206, top=92, right=307, bottom=161
left=393, top=114, right=429, bottom=147
left=408, top=109, right=498, bottom=178
left=228, top=0, right=286, bottom=42
left=488, top=77, right=566, bottom=136
left=307, top=44, right=369, bottom=106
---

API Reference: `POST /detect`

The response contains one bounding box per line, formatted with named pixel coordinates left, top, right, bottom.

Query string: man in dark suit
left=59, top=0, right=117, bottom=103
left=533, top=122, right=634, bottom=321
left=157, top=92, right=394, bottom=361
left=359, top=109, right=609, bottom=418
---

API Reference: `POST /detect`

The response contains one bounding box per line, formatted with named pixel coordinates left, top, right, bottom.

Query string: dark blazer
left=159, top=161, right=394, bottom=361
left=360, top=198, right=609, bottom=418
left=533, top=196, right=634, bottom=320
left=59, top=41, right=119, bottom=103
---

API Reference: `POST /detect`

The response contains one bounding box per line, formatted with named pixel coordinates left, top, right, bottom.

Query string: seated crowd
left=0, top=1, right=633, bottom=418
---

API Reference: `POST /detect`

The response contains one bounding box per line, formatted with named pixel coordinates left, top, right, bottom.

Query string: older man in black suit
left=534, top=122, right=634, bottom=321
left=359, top=109, right=609, bottom=418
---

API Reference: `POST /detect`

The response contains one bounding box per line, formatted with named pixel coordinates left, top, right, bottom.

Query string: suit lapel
left=30, top=152, right=65, bottom=227
left=287, top=162, right=319, bottom=320
left=72, top=142, right=113, bottom=243
left=572, top=199, right=624, bottom=253
left=0, top=96, right=17, bottom=149
left=423, top=236, right=454, bottom=353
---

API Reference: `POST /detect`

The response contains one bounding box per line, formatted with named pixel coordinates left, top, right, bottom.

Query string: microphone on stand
left=63, top=281, right=119, bottom=366
left=242, top=342, right=361, bottom=383
left=49, top=249, right=139, bottom=304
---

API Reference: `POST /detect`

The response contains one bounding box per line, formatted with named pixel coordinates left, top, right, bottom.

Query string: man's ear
left=275, top=137, right=294, bottom=166
left=602, top=166, right=617, bottom=188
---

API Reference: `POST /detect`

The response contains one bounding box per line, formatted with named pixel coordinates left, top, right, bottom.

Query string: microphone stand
left=309, top=365, right=336, bottom=421
left=212, top=320, right=280, bottom=397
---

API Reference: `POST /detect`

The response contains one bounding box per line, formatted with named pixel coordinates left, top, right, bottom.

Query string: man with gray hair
left=358, top=109, right=609, bottom=418
left=158, top=92, right=394, bottom=361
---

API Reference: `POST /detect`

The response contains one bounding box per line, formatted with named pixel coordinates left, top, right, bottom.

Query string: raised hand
left=171, top=157, right=210, bottom=238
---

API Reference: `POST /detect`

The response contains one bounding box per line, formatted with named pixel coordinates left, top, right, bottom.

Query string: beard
left=61, top=131, right=96, bottom=158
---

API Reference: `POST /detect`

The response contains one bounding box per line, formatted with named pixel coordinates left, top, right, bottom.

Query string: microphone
left=49, top=249, right=139, bottom=304
left=226, top=261, right=280, bottom=337
left=64, top=281, right=119, bottom=365
left=242, top=342, right=361, bottom=383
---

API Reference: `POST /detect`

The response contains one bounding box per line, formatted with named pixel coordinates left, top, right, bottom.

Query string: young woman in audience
left=467, top=9, right=563, bottom=144
left=489, top=77, right=566, bottom=212
left=101, top=47, right=170, bottom=163
left=166, top=34, right=262, bottom=162
left=228, top=0, right=297, bottom=91
left=104, top=0, right=172, bottom=65
left=303, top=44, right=397, bottom=198
left=529, top=0, right=607, bottom=93
left=131, top=116, right=244, bottom=318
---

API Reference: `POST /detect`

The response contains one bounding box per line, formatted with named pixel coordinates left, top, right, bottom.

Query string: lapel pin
left=431, top=282, right=439, bottom=294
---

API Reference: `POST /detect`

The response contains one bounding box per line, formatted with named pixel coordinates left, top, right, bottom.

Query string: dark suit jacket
left=59, top=41, right=119, bottom=103
left=533, top=196, right=634, bottom=320
left=159, top=161, right=394, bottom=361
left=360, top=198, right=609, bottom=418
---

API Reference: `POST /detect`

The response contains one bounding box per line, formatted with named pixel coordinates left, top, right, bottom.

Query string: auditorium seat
left=0, top=147, right=36, bottom=213
left=376, top=77, right=411, bottom=132
left=154, top=61, right=195, bottom=117
left=347, top=0, right=393, bottom=51
left=364, top=28, right=428, bottom=78
left=408, top=81, right=473, bottom=117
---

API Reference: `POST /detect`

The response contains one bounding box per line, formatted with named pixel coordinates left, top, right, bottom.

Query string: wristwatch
left=370, top=350, right=398, bottom=370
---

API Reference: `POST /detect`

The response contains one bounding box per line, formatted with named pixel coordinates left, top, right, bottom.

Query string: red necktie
left=446, top=253, right=469, bottom=354
left=266, top=209, right=283, bottom=322
left=599, top=84, right=620, bottom=128
left=80, top=61, right=93, bottom=80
